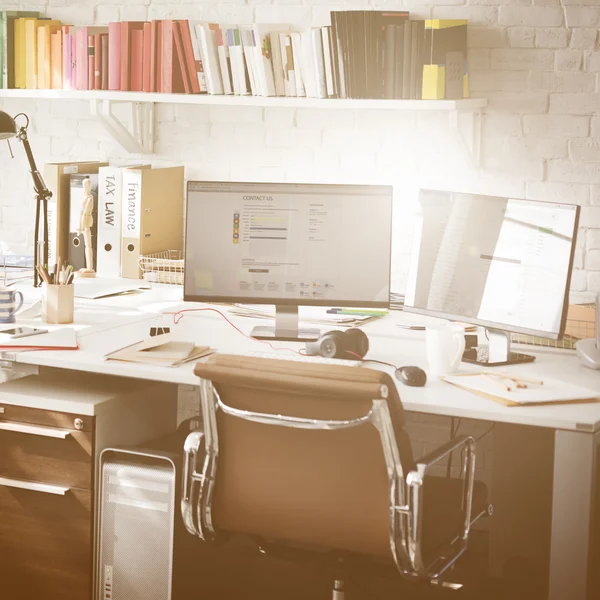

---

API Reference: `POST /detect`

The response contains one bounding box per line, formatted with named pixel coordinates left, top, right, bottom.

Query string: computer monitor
left=403, top=189, right=580, bottom=366
left=184, top=181, right=393, bottom=341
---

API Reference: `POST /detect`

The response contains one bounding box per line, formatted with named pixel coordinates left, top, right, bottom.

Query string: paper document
left=105, top=332, right=213, bottom=367
left=74, top=278, right=151, bottom=299
left=0, top=328, right=78, bottom=350
left=443, top=372, right=600, bottom=406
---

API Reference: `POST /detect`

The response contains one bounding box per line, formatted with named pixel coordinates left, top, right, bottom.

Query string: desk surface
left=2, top=280, right=600, bottom=432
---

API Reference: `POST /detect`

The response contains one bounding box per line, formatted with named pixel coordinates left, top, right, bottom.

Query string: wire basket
left=138, top=250, right=184, bottom=285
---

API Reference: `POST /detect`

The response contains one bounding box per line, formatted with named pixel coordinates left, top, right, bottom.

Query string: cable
left=475, top=423, right=495, bottom=442
left=167, top=307, right=303, bottom=356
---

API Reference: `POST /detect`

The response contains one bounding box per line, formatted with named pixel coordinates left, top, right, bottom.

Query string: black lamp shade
left=0, top=110, right=17, bottom=140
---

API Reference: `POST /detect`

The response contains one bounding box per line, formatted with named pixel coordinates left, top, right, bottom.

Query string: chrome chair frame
left=182, top=379, right=486, bottom=583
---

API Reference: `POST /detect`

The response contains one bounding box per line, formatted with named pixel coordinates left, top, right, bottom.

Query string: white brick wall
left=1, top=0, right=599, bottom=299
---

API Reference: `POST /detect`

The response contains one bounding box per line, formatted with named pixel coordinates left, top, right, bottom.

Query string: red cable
left=166, top=307, right=303, bottom=355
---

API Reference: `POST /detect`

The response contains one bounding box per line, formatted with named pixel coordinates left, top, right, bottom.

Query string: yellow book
left=37, top=20, right=61, bottom=89
left=13, top=18, right=31, bottom=89
left=24, top=17, right=38, bottom=89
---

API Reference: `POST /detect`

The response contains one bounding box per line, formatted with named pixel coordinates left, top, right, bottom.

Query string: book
left=270, top=29, right=285, bottom=96
left=172, top=21, right=191, bottom=94
left=194, top=22, right=223, bottom=95
left=178, top=20, right=203, bottom=94
left=321, top=27, right=335, bottom=98
left=50, top=29, right=62, bottom=89
left=37, top=20, right=61, bottom=89
left=291, top=32, right=305, bottom=97
left=215, top=25, right=233, bottom=95
left=130, top=28, right=144, bottom=92
left=108, top=21, right=120, bottom=90
left=2, top=10, right=39, bottom=89
left=120, top=21, right=144, bottom=91
left=279, top=33, right=296, bottom=97
left=160, top=20, right=186, bottom=94
left=149, top=21, right=159, bottom=92
left=422, top=19, right=468, bottom=100
left=120, top=166, right=184, bottom=279
left=100, top=33, right=108, bottom=90
left=251, top=24, right=289, bottom=97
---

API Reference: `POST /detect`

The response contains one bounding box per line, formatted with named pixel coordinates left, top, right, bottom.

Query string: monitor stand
left=251, top=305, right=320, bottom=342
left=462, top=328, right=536, bottom=367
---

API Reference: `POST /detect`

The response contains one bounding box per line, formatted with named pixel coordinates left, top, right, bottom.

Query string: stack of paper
left=443, top=372, right=599, bottom=407
left=105, top=332, right=213, bottom=367
left=0, top=328, right=78, bottom=351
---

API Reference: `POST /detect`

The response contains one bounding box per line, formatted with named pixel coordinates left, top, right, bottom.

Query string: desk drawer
left=0, top=404, right=94, bottom=490
left=0, top=485, right=92, bottom=600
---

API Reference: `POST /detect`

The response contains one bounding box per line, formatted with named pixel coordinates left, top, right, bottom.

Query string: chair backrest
left=193, top=354, right=414, bottom=561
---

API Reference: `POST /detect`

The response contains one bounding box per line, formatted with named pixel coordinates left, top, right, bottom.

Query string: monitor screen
left=184, top=181, right=393, bottom=307
left=404, top=190, right=579, bottom=339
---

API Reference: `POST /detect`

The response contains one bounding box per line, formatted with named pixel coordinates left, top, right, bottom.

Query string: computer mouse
left=395, top=365, right=427, bottom=387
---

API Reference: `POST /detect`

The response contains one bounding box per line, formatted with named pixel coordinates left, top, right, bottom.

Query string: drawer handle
left=0, top=476, right=70, bottom=496
left=0, top=421, right=72, bottom=439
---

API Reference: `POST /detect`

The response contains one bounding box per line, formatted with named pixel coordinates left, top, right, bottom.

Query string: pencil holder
left=42, top=283, right=74, bottom=324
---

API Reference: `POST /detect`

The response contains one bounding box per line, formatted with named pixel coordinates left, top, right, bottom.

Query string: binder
left=68, top=174, right=99, bottom=271
left=96, top=166, right=123, bottom=277
left=120, top=166, right=184, bottom=279
left=43, top=161, right=107, bottom=268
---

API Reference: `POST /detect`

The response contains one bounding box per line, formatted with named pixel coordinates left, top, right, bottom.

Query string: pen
left=327, top=308, right=388, bottom=316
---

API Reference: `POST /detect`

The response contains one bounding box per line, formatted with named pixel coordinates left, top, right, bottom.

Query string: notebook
left=442, top=372, right=600, bottom=407
left=0, top=328, right=78, bottom=350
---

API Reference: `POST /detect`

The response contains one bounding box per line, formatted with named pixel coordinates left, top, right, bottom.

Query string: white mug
left=426, top=323, right=466, bottom=378
left=0, top=287, right=24, bottom=324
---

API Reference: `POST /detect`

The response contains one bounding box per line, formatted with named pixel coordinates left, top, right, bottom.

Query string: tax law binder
left=120, top=166, right=184, bottom=279
left=96, top=164, right=150, bottom=278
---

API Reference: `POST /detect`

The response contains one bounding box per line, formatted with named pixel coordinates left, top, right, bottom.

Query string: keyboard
left=240, top=350, right=361, bottom=367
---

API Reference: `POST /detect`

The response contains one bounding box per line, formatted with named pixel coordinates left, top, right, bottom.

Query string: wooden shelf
left=0, top=88, right=487, bottom=111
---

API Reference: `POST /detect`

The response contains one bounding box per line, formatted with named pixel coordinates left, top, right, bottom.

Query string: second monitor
left=184, top=181, right=393, bottom=341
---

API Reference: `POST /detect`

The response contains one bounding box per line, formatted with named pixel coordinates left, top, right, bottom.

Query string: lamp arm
left=18, top=127, right=52, bottom=201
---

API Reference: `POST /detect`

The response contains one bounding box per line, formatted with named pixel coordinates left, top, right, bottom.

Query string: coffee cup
left=0, top=287, right=24, bottom=324
left=425, top=323, right=466, bottom=378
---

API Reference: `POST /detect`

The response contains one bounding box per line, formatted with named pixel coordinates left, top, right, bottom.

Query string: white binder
left=96, top=166, right=123, bottom=277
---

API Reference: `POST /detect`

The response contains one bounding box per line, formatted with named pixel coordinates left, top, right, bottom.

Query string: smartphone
left=0, top=326, right=48, bottom=339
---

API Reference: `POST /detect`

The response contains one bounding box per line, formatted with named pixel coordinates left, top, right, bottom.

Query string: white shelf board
left=0, top=88, right=487, bottom=111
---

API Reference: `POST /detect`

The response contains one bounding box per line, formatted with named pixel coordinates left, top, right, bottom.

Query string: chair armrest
left=413, top=434, right=475, bottom=474
left=404, top=435, right=477, bottom=580
left=181, top=431, right=205, bottom=538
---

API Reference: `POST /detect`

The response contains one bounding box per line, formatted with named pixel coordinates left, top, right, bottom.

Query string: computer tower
left=96, top=448, right=177, bottom=600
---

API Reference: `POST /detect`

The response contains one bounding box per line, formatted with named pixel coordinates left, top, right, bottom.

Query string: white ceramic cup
left=425, top=323, right=466, bottom=378
left=0, top=287, right=24, bottom=324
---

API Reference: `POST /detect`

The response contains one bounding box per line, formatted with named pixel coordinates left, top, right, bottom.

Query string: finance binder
left=120, top=166, right=184, bottom=279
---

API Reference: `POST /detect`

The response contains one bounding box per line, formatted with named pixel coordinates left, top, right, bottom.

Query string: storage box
left=565, top=303, right=596, bottom=340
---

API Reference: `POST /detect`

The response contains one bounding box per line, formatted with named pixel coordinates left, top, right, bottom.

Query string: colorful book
left=178, top=20, right=203, bottom=94
left=194, top=22, right=223, bottom=95
left=173, top=21, right=191, bottom=94
left=2, top=10, right=39, bottom=89
left=215, top=25, right=233, bottom=95
left=120, top=21, right=144, bottom=91
left=94, top=32, right=102, bottom=90
left=62, top=25, right=72, bottom=90
left=50, top=30, right=62, bottom=89
left=160, top=20, right=185, bottom=94
left=422, top=19, right=468, bottom=100
left=142, top=22, right=151, bottom=93
left=100, top=33, right=108, bottom=89
left=108, top=21, right=120, bottom=90
left=130, top=28, right=144, bottom=92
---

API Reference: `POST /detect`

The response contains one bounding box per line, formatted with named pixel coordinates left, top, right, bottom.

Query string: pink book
left=142, top=22, right=151, bottom=93
left=108, top=22, right=121, bottom=90
left=87, top=34, right=95, bottom=90
left=75, top=28, right=87, bottom=90
left=70, top=35, right=76, bottom=88
left=130, top=29, right=144, bottom=92
left=62, top=28, right=72, bottom=90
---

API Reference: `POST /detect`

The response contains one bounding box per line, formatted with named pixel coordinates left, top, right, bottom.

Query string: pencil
left=495, top=372, right=544, bottom=386
left=482, top=373, right=512, bottom=392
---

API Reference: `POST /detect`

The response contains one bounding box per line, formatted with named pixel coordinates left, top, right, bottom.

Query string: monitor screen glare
left=404, top=190, right=579, bottom=339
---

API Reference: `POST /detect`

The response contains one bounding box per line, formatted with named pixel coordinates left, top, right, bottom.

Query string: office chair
left=182, top=354, right=492, bottom=598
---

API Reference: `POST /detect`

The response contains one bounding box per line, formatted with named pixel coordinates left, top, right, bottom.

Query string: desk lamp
left=0, top=110, right=51, bottom=287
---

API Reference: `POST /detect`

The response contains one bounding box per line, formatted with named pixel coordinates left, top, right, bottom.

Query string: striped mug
left=0, top=288, right=24, bottom=324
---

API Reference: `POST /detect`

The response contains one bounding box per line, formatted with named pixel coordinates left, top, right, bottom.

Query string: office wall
left=0, top=0, right=599, bottom=302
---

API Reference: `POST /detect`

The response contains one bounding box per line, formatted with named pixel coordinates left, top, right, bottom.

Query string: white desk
left=2, top=281, right=600, bottom=600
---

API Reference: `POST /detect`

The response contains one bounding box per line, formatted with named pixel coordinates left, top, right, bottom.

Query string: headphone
left=305, top=328, right=369, bottom=360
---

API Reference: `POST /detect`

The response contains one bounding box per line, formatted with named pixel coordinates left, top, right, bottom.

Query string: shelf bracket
left=449, top=108, right=482, bottom=167
left=90, top=99, right=155, bottom=154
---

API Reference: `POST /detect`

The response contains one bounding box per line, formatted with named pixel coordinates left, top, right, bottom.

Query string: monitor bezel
left=402, top=191, right=581, bottom=340
left=183, top=180, right=393, bottom=309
